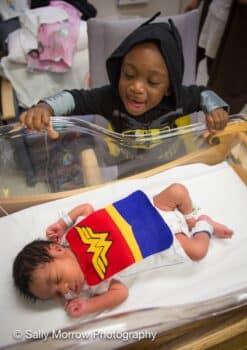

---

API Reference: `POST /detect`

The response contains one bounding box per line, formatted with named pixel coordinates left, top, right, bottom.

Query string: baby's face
left=29, top=245, right=84, bottom=300
left=118, top=42, right=170, bottom=116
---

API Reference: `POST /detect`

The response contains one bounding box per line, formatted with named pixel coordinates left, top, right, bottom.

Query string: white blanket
left=1, top=49, right=89, bottom=108
left=0, top=161, right=246, bottom=347
left=1, top=8, right=89, bottom=108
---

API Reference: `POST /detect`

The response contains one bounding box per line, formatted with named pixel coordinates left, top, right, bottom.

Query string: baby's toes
left=224, top=228, right=234, bottom=238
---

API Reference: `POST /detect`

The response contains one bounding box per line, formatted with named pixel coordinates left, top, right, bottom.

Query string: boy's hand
left=205, top=108, right=229, bottom=132
left=64, top=298, right=88, bottom=318
left=46, top=219, right=67, bottom=242
left=19, top=102, right=59, bottom=139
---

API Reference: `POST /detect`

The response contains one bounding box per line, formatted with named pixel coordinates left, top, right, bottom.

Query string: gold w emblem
left=75, top=226, right=112, bottom=280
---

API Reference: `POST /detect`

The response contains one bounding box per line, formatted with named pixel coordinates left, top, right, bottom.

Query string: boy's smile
left=118, top=42, right=170, bottom=116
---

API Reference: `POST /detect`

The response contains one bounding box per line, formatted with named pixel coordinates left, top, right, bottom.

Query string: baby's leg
left=153, top=183, right=196, bottom=228
left=153, top=183, right=192, bottom=212
left=175, top=232, right=210, bottom=261
left=175, top=218, right=213, bottom=260
left=197, top=215, right=234, bottom=238
left=175, top=215, right=234, bottom=261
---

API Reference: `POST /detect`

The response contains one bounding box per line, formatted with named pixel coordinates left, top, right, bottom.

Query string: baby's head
left=106, top=15, right=184, bottom=116
left=13, top=240, right=84, bottom=301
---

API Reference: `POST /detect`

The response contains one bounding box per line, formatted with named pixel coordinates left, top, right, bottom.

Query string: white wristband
left=184, top=212, right=195, bottom=220
left=61, top=213, right=73, bottom=227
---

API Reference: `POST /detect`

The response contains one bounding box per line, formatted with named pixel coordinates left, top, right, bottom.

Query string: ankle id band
left=192, top=220, right=213, bottom=238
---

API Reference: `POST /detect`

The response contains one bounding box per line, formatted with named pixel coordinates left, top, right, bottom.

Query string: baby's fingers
left=65, top=299, right=86, bottom=318
left=46, top=232, right=58, bottom=242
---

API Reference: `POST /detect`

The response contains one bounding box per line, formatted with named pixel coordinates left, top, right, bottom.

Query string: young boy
left=20, top=14, right=229, bottom=136
left=13, top=183, right=233, bottom=318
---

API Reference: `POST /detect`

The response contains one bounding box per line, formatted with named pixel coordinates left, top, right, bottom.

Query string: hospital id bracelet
left=60, top=211, right=74, bottom=228
left=192, top=220, right=213, bottom=238
left=183, top=212, right=195, bottom=220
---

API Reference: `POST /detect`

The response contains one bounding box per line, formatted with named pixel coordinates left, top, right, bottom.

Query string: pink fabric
left=27, top=1, right=81, bottom=72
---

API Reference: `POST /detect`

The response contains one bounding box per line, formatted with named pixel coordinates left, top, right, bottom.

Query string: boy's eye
left=124, top=71, right=134, bottom=79
left=148, top=80, right=160, bottom=86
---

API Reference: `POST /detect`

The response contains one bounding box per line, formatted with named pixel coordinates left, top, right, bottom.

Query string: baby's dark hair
left=13, top=239, right=54, bottom=302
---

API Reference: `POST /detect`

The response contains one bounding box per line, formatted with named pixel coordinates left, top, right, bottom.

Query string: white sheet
left=0, top=161, right=246, bottom=347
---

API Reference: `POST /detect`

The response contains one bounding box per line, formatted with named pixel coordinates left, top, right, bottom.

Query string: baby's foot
left=197, top=215, right=234, bottom=238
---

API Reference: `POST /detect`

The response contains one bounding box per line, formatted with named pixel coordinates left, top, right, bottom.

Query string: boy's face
left=118, top=42, right=170, bottom=116
left=29, top=244, right=84, bottom=300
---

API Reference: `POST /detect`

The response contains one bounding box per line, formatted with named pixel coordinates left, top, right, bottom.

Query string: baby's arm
left=64, top=280, right=128, bottom=318
left=46, top=203, right=94, bottom=242
left=67, top=203, right=94, bottom=222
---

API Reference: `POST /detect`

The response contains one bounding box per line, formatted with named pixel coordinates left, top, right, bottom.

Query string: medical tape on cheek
left=63, top=290, right=78, bottom=300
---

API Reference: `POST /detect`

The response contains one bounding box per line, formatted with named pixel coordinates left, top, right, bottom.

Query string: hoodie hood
left=106, top=13, right=184, bottom=110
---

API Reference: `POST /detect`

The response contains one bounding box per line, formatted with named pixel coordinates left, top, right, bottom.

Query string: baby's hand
left=46, top=219, right=67, bottom=242
left=19, top=102, right=58, bottom=139
left=205, top=108, right=229, bottom=132
left=64, top=298, right=88, bottom=318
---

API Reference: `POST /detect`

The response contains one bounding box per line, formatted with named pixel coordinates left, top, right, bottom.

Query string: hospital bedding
left=0, top=161, right=246, bottom=348
left=1, top=9, right=89, bottom=108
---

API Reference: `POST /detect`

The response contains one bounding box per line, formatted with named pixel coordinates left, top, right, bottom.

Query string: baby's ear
left=49, top=243, right=65, bottom=257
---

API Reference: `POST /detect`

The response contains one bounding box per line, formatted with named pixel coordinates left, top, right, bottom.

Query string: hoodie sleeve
left=179, top=85, right=229, bottom=115
left=179, top=85, right=207, bottom=114
left=69, top=85, right=115, bottom=117
left=42, top=86, right=115, bottom=118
